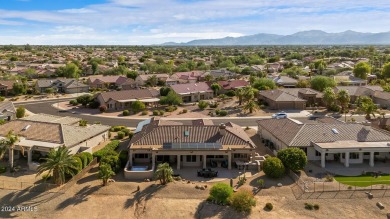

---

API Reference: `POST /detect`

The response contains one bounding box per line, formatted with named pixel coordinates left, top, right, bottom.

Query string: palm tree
left=235, top=88, right=244, bottom=105
left=36, top=146, right=79, bottom=185
left=356, top=96, right=379, bottom=119
left=323, top=87, right=336, bottom=110
left=98, top=163, right=115, bottom=186
left=337, top=89, right=350, bottom=122
left=243, top=100, right=260, bottom=114
left=211, top=83, right=221, bottom=96
left=154, top=162, right=173, bottom=185
left=0, top=131, right=22, bottom=169
left=243, top=86, right=258, bottom=103
left=146, top=75, right=158, bottom=87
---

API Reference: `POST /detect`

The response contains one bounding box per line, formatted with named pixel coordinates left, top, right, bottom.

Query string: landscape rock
left=277, top=183, right=283, bottom=187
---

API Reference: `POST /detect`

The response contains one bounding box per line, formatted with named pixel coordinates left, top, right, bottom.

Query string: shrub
left=209, top=102, right=219, bottom=108
left=92, top=140, right=120, bottom=161
left=265, top=203, right=273, bottom=211
left=209, top=183, right=233, bottom=204
left=257, top=179, right=265, bottom=188
left=122, top=128, right=130, bottom=136
left=159, top=110, right=165, bottom=116
left=182, top=109, right=188, bottom=113
left=88, top=101, right=100, bottom=109
left=0, top=96, right=4, bottom=102
left=75, top=153, right=88, bottom=168
left=325, top=174, right=334, bottom=182
left=100, top=155, right=121, bottom=173
left=99, top=105, right=107, bottom=112
left=313, top=204, right=320, bottom=210
left=229, top=189, right=256, bottom=213
left=141, top=110, right=148, bottom=115
left=117, top=131, right=125, bottom=139
left=73, top=156, right=83, bottom=173
left=153, top=110, right=159, bottom=116
left=81, top=152, right=93, bottom=164
left=198, top=100, right=209, bottom=110
left=123, top=110, right=130, bottom=116
left=218, top=110, right=228, bottom=116
left=0, top=120, right=5, bottom=125
left=304, top=203, right=314, bottom=210
left=0, top=165, right=6, bottom=174
left=165, top=105, right=177, bottom=112
left=79, top=119, right=87, bottom=126
left=41, top=173, right=51, bottom=181
left=69, top=99, right=78, bottom=106
left=263, top=157, right=285, bottom=178
left=128, top=131, right=134, bottom=139
left=16, top=106, right=26, bottom=118
left=277, top=147, right=307, bottom=172
left=225, top=90, right=236, bottom=97
left=111, top=126, right=125, bottom=132
left=119, top=150, right=128, bottom=168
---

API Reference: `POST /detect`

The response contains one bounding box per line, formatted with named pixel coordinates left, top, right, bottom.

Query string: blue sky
left=0, top=0, right=389, bottom=45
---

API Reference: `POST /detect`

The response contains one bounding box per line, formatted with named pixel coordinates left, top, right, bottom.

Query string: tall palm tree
left=0, top=131, right=22, bottom=169
left=243, top=100, right=260, bottom=114
left=211, top=83, right=221, bottom=96
left=154, top=162, right=173, bottom=185
left=36, top=146, right=79, bottom=185
left=323, top=87, right=336, bottom=110
left=337, top=89, right=350, bottom=122
left=98, top=163, right=115, bottom=186
left=235, top=88, right=244, bottom=105
left=243, top=86, right=258, bottom=103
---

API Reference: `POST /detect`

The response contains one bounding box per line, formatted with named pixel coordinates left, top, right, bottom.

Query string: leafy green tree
left=243, top=100, right=260, bottom=114
left=159, top=87, right=172, bottom=96
left=252, top=78, right=276, bottom=90
left=146, top=75, right=158, bottom=87
left=12, top=82, right=27, bottom=95
left=310, top=76, right=336, bottom=92
left=282, top=66, right=306, bottom=79
left=154, top=162, right=173, bottom=185
left=277, top=148, right=307, bottom=172
left=353, top=62, right=371, bottom=79
left=62, top=63, right=81, bottom=78
left=296, top=79, right=310, bottom=88
left=36, top=146, right=79, bottom=185
left=204, top=74, right=213, bottom=82
left=229, top=189, right=256, bottom=213
left=263, top=157, right=285, bottom=178
left=356, top=96, right=378, bottom=119
left=322, top=87, right=336, bottom=110
left=16, top=106, right=25, bottom=118
left=131, top=100, right=146, bottom=113
left=159, top=91, right=182, bottom=106
left=76, top=94, right=93, bottom=107
left=209, top=183, right=233, bottom=204
left=382, top=62, right=390, bottom=78
left=98, top=163, right=115, bottom=186
left=198, top=100, right=209, bottom=110
left=235, top=88, right=245, bottom=105
left=211, top=83, right=221, bottom=96
left=337, top=89, right=350, bottom=113
left=126, top=71, right=138, bottom=80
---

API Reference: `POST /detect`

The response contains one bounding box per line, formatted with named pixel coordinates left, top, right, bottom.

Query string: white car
left=272, top=112, right=287, bottom=119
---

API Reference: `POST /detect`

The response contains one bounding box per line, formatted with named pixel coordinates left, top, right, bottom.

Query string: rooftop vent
left=331, top=128, right=339, bottom=134
left=22, top=125, right=31, bottom=131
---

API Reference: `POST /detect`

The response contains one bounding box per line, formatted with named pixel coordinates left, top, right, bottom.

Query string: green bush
left=182, top=109, right=188, bottom=113
left=81, top=152, right=93, bottom=164
left=265, top=203, right=273, bottom=211
left=117, top=131, right=125, bottom=139
left=198, top=100, right=209, bottom=110
left=209, top=183, right=233, bottom=204
left=122, top=128, right=130, bottom=136
left=141, top=110, right=148, bottom=115
left=0, top=96, right=5, bottom=102
left=304, top=203, right=314, bottom=210
left=69, top=99, right=78, bottom=106
left=313, top=204, right=319, bottom=210
left=119, top=150, right=128, bottom=168
left=153, top=110, right=159, bottom=116
left=123, top=110, right=130, bottom=116
left=159, top=110, right=165, bottom=116
left=92, top=140, right=120, bottom=161
left=0, top=165, right=6, bottom=174
left=209, top=102, right=219, bottom=108
left=277, top=147, right=307, bottom=172
left=218, top=110, right=228, bottom=116
left=111, top=126, right=125, bottom=132
left=128, top=131, right=134, bottom=139
left=75, top=153, right=88, bottom=168
left=263, top=157, right=285, bottom=178
left=225, top=90, right=236, bottom=97
left=100, top=155, right=121, bottom=173
left=73, top=156, right=83, bottom=173
left=165, top=105, right=177, bottom=112
left=41, top=173, right=51, bottom=181
left=229, top=189, right=256, bottom=213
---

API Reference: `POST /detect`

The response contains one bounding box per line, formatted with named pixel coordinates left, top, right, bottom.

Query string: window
left=135, top=154, right=149, bottom=159
left=206, top=155, right=215, bottom=159
left=350, top=153, right=359, bottom=159
left=186, top=155, right=196, bottom=162
left=233, top=154, right=248, bottom=159
left=315, top=151, right=321, bottom=157
left=363, top=152, right=370, bottom=156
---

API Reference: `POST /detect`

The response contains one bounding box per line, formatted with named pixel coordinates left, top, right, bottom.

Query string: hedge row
left=92, top=140, right=120, bottom=161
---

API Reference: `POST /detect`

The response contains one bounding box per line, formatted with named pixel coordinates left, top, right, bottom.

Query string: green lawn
left=335, top=173, right=390, bottom=187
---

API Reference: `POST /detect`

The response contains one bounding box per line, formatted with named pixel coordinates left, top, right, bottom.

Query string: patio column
left=321, top=151, right=326, bottom=168
left=369, top=152, right=375, bottom=167
left=177, top=155, right=181, bottom=170
left=344, top=152, right=350, bottom=167
left=27, top=148, right=32, bottom=165
left=203, top=154, right=207, bottom=169
left=8, top=148, right=14, bottom=168
left=129, top=151, right=133, bottom=166
left=152, top=153, right=156, bottom=169
left=228, top=152, right=232, bottom=170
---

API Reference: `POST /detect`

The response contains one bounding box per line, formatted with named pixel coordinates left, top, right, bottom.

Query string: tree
left=310, top=76, right=336, bottom=92
left=229, top=189, right=256, bottom=213
left=198, top=100, right=209, bottom=110
left=242, top=86, right=258, bottom=103
left=154, top=162, right=173, bottom=185
left=322, top=87, right=336, bottom=110
left=263, top=157, right=285, bottom=178
left=126, top=71, right=138, bottom=80
left=204, top=74, right=213, bottom=82
left=0, top=131, right=22, bottom=169
left=159, top=87, right=171, bottom=96
left=12, top=82, right=27, bottom=95
left=146, top=75, right=158, bottom=87
left=382, top=62, right=390, bottom=78
left=209, top=183, right=233, bottom=204
left=277, top=148, right=307, bottom=172
left=159, top=91, right=182, bottom=106
left=337, top=89, right=350, bottom=122
left=356, top=96, right=378, bottom=119
left=211, top=83, right=221, bottom=96
left=98, top=163, right=115, bottom=186
left=76, top=94, right=93, bottom=107
left=353, top=62, right=371, bottom=79
left=252, top=78, right=276, bottom=90
left=296, top=79, right=310, bottom=88
left=62, top=63, right=81, bottom=78
left=243, top=100, right=260, bottom=114
left=131, top=100, right=146, bottom=113
left=36, top=146, right=79, bottom=185
left=90, top=61, right=99, bottom=75
left=16, top=106, right=26, bottom=118
left=235, top=88, right=245, bottom=106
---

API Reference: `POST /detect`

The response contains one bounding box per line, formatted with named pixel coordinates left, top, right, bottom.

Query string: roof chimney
left=219, top=123, right=226, bottom=136
left=362, top=121, right=371, bottom=131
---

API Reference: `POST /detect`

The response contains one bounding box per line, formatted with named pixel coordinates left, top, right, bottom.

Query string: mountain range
left=161, top=30, right=390, bottom=46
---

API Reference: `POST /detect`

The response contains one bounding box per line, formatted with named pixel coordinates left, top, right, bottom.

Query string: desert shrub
left=123, top=110, right=130, bottom=116
left=16, top=106, right=26, bottom=118
left=79, top=119, right=87, bottom=126
left=229, top=189, right=256, bottom=213
left=257, top=179, right=265, bottom=188
left=99, top=105, right=107, bottom=112
left=128, top=131, right=134, bottom=139
left=165, top=105, right=177, bottom=112
left=218, top=110, right=228, bottom=116
left=73, top=156, right=83, bottom=173
left=111, top=126, right=125, bottom=132
left=159, top=110, right=165, bottom=116
left=0, top=120, right=5, bottom=125
left=153, top=110, right=159, bottom=116
left=325, top=174, right=334, bottom=182
left=198, top=100, right=209, bottom=110
left=328, top=104, right=340, bottom=112
left=92, top=140, right=120, bottom=161
left=69, top=99, right=78, bottom=106
left=304, top=203, right=314, bottom=210
left=277, top=147, right=307, bottom=172
left=225, top=90, right=236, bottom=97
left=100, top=155, right=121, bottom=173
left=141, top=110, right=148, bottom=115
left=41, top=173, right=51, bottom=181
left=209, top=183, right=233, bottom=204
left=122, top=128, right=130, bottom=136
left=0, top=96, right=4, bottom=102
left=88, top=101, right=100, bottom=109
left=313, top=204, right=319, bottom=210
left=209, top=102, right=219, bottom=108
left=263, top=157, right=285, bottom=178
left=265, top=203, right=273, bottom=211
left=215, top=109, right=221, bottom=115
left=117, top=131, right=125, bottom=139
left=182, top=109, right=188, bottom=113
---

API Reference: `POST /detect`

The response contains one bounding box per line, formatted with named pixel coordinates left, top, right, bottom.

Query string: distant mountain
left=161, top=30, right=390, bottom=45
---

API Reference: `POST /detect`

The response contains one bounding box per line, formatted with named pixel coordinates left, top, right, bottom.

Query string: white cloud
left=53, top=26, right=94, bottom=33
left=58, top=8, right=96, bottom=14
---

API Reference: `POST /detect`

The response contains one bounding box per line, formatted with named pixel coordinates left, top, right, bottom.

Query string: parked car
left=272, top=112, right=287, bottom=119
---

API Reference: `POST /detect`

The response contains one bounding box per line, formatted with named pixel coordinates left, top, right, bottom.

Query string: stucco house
left=0, top=101, right=16, bottom=121
left=135, top=74, right=170, bottom=86
left=125, top=118, right=259, bottom=180
left=273, top=75, right=298, bottom=88
left=0, top=80, right=14, bottom=96
left=35, top=79, right=89, bottom=94
left=87, top=75, right=131, bottom=89
left=257, top=118, right=390, bottom=168
left=170, top=82, right=213, bottom=102
left=170, top=71, right=206, bottom=84
left=258, top=89, right=307, bottom=110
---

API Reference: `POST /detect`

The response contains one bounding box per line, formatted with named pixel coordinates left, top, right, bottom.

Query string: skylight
left=331, top=128, right=339, bottom=134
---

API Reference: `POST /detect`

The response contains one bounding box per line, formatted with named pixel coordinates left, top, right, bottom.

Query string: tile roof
left=334, top=86, right=383, bottom=97
left=137, top=74, right=169, bottom=81
left=0, top=101, right=16, bottom=114
left=88, top=75, right=128, bottom=84
left=170, top=82, right=212, bottom=94
left=258, top=118, right=390, bottom=147
left=217, top=80, right=248, bottom=90
left=22, top=113, right=81, bottom=125
left=373, top=91, right=390, bottom=100
left=273, top=76, right=298, bottom=85
left=36, top=78, right=88, bottom=89
left=98, top=89, right=159, bottom=102
left=279, top=88, right=323, bottom=98
left=0, top=80, right=14, bottom=89
left=259, top=89, right=306, bottom=102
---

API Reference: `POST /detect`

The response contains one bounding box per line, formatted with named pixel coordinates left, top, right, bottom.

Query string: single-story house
left=373, top=91, right=390, bottom=109
left=258, top=89, right=307, bottom=110
left=125, top=117, right=258, bottom=180
left=333, top=86, right=383, bottom=104
left=87, top=75, right=129, bottom=89
left=0, top=101, right=16, bottom=120
left=257, top=118, right=390, bottom=168
left=35, top=79, right=89, bottom=94
left=0, top=117, right=110, bottom=170
left=208, top=69, right=238, bottom=80
left=279, top=88, right=323, bottom=107
left=215, top=80, right=249, bottom=94
left=135, top=74, right=170, bottom=86
left=170, top=82, right=213, bottom=102
left=0, top=80, right=14, bottom=96
left=95, top=89, right=160, bottom=111
left=273, top=76, right=298, bottom=88
left=21, top=113, right=81, bottom=125
left=333, top=71, right=367, bottom=86
left=170, top=71, right=206, bottom=84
